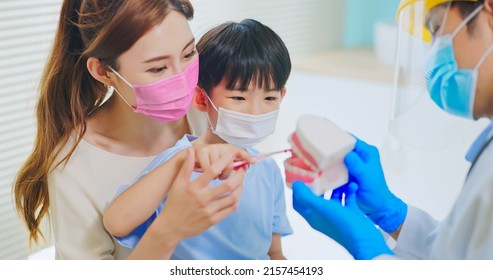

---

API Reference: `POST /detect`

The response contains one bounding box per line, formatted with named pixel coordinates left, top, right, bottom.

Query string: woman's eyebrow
left=143, top=55, right=171, bottom=63
left=142, top=38, right=195, bottom=64
left=182, top=38, right=195, bottom=51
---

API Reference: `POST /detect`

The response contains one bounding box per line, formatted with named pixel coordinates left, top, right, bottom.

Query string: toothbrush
left=232, top=148, right=292, bottom=170
left=193, top=148, right=292, bottom=172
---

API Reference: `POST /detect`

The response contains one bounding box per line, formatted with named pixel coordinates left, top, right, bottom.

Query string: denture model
left=284, top=114, right=356, bottom=195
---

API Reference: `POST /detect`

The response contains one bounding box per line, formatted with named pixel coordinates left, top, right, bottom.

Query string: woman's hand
left=158, top=147, right=246, bottom=238
left=128, top=145, right=249, bottom=259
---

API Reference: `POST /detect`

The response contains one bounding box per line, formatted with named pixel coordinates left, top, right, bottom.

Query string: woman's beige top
left=48, top=137, right=155, bottom=259
left=47, top=111, right=205, bottom=259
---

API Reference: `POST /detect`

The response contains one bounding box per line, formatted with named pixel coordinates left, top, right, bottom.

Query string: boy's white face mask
left=203, top=91, right=279, bottom=148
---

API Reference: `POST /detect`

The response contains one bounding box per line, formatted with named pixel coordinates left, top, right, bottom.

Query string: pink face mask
left=109, top=58, right=199, bottom=122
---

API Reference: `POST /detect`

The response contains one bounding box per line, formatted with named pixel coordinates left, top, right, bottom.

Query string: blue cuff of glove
left=353, top=230, right=395, bottom=260
left=356, top=245, right=395, bottom=260
left=368, top=195, right=407, bottom=233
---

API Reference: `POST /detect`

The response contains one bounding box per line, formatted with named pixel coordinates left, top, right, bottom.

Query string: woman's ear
left=193, top=87, right=208, bottom=112
left=87, top=57, right=114, bottom=86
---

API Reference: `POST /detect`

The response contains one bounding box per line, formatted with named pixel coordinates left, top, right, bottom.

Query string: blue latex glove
left=341, top=137, right=407, bottom=233
left=293, top=180, right=393, bottom=260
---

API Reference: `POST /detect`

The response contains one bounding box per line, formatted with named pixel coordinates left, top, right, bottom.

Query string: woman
left=14, top=0, right=248, bottom=259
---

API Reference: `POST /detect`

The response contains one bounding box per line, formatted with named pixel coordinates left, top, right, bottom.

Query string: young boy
left=104, top=19, right=292, bottom=260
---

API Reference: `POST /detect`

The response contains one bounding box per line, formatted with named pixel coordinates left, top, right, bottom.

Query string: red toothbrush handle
left=233, top=160, right=249, bottom=170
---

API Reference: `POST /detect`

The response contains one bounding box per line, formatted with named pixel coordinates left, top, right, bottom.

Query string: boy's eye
left=230, top=96, right=245, bottom=101
left=148, top=66, right=167, bottom=74
left=184, top=49, right=197, bottom=59
left=265, top=96, right=278, bottom=101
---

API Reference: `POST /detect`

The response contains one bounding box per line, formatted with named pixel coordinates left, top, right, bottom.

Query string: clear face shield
left=390, top=0, right=477, bottom=151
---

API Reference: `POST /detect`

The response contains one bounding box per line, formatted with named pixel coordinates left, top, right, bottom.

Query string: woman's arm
left=103, top=149, right=187, bottom=237
left=268, top=233, right=286, bottom=260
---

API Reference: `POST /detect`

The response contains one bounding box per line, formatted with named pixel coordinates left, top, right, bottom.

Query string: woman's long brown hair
left=13, top=0, right=193, bottom=245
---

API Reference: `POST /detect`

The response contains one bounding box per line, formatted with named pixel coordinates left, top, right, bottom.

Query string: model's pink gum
left=283, top=115, right=355, bottom=194
left=284, top=133, right=320, bottom=186
left=290, top=132, right=319, bottom=169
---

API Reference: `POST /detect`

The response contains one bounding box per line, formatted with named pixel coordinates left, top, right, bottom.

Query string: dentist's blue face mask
left=426, top=4, right=493, bottom=119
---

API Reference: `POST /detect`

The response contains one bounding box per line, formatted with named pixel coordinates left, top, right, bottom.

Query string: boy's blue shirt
left=112, top=134, right=293, bottom=259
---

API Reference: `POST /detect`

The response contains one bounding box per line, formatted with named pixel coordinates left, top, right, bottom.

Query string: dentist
left=292, top=0, right=493, bottom=259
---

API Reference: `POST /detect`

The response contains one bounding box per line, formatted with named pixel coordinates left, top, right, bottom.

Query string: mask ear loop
left=107, top=66, right=136, bottom=109
left=457, top=5, right=489, bottom=119
left=435, top=2, right=452, bottom=38
left=198, top=88, right=219, bottom=131
left=200, top=88, right=219, bottom=112
left=468, top=41, right=493, bottom=119
left=474, top=44, right=493, bottom=71
left=451, top=4, right=484, bottom=39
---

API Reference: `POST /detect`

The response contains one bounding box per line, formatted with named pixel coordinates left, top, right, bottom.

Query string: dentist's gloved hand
left=293, top=181, right=394, bottom=260
left=343, top=137, right=407, bottom=233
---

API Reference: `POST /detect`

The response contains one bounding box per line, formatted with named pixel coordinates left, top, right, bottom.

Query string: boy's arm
left=268, top=233, right=286, bottom=260
left=103, top=149, right=187, bottom=237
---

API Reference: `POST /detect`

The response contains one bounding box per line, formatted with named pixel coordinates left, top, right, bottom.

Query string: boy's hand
left=193, top=144, right=254, bottom=180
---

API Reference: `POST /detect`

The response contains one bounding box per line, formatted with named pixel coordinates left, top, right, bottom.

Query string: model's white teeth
left=284, top=160, right=318, bottom=177
left=288, top=135, right=318, bottom=171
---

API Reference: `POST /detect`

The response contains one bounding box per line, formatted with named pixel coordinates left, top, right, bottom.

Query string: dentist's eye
left=430, top=24, right=440, bottom=37
left=230, top=96, right=245, bottom=101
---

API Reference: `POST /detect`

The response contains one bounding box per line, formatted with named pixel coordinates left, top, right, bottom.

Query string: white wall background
left=0, top=0, right=61, bottom=260
left=189, top=0, right=344, bottom=59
